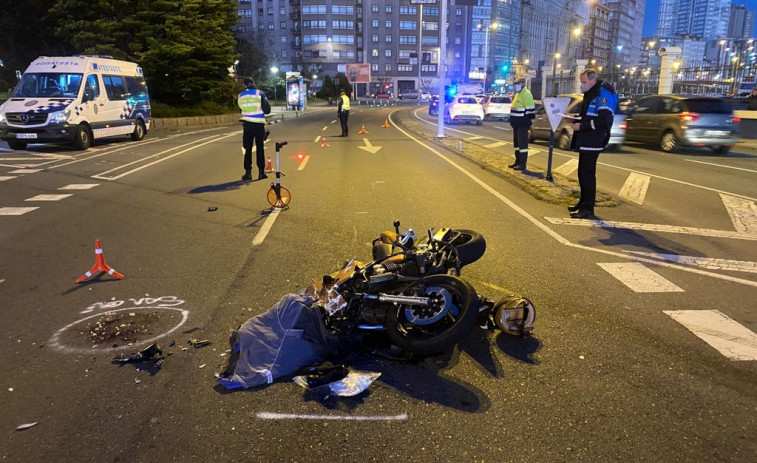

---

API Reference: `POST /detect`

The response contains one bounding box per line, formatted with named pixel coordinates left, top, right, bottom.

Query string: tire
left=386, top=275, right=480, bottom=355
left=660, top=131, right=678, bottom=153
left=712, top=146, right=730, bottom=155
left=557, top=131, right=571, bottom=150
left=72, top=124, right=92, bottom=150
left=7, top=139, right=27, bottom=150
left=131, top=119, right=146, bottom=141
left=476, top=119, right=483, bottom=126
left=445, top=228, right=486, bottom=266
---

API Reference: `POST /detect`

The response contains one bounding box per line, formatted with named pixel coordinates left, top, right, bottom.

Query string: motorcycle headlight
left=50, top=110, right=70, bottom=124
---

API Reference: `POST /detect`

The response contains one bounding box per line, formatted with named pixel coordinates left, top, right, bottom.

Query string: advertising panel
left=345, top=64, right=371, bottom=84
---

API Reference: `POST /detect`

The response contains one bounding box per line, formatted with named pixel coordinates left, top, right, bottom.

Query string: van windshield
left=12, top=73, right=83, bottom=98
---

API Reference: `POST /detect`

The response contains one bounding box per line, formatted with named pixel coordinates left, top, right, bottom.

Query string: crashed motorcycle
left=309, top=222, right=487, bottom=355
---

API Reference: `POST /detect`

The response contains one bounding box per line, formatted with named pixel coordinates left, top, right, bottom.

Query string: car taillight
left=619, top=123, right=627, bottom=130
left=731, top=116, right=741, bottom=123
left=679, top=112, right=699, bottom=122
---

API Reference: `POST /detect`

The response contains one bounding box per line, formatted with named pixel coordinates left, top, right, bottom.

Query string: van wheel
left=476, top=119, right=483, bottom=126
left=7, top=140, right=28, bottom=150
left=557, top=131, right=571, bottom=150
left=660, top=131, right=678, bottom=153
left=131, top=120, right=146, bottom=141
left=72, top=124, right=92, bottom=150
left=712, top=146, right=730, bottom=155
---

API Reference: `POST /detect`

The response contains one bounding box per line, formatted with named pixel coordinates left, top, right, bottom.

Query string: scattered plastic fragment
left=293, top=369, right=381, bottom=397
left=207, top=207, right=218, bottom=212
left=112, top=343, right=163, bottom=364
left=199, top=364, right=206, bottom=369
left=16, top=422, right=38, bottom=431
left=168, top=340, right=175, bottom=347
left=8, top=387, right=13, bottom=392
left=188, top=339, right=212, bottom=348
left=134, top=378, right=141, bottom=384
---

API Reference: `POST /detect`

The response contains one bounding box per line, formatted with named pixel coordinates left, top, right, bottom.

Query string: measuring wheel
left=266, top=141, right=290, bottom=208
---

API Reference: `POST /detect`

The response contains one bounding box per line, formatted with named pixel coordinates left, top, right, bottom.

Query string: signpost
left=542, top=96, right=573, bottom=182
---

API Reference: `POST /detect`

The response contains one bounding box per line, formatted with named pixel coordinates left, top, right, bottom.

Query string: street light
left=552, top=52, right=561, bottom=96
left=270, top=66, right=279, bottom=106
left=571, top=27, right=582, bottom=62
left=477, top=21, right=500, bottom=93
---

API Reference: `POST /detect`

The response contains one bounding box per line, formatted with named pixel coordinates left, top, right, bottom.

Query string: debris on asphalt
left=207, top=207, right=218, bottom=212
left=168, top=340, right=176, bottom=347
left=134, top=378, right=141, bottom=384
left=293, top=368, right=381, bottom=397
left=188, top=339, right=212, bottom=348
left=112, top=343, right=163, bottom=364
left=16, top=422, right=38, bottom=431
left=199, top=364, right=206, bottom=369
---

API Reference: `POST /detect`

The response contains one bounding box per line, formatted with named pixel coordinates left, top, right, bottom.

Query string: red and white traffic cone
left=359, top=124, right=368, bottom=134
left=76, top=240, right=125, bottom=283
left=264, top=155, right=274, bottom=173
left=320, top=136, right=331, bottom=148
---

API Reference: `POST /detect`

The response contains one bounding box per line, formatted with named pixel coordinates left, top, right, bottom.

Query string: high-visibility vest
left=238, top=89, right=266, bottom=123
left=509, top=87, right=535, bottom=128
left=340, top=94, right=350, bottom=110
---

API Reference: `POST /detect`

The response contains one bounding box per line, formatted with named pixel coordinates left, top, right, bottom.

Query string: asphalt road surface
left=1, top=104, right=755, bottom=462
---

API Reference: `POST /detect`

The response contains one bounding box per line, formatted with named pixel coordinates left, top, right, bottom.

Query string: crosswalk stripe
left=59, top=184, right=99, bottom=190
left=719, top=193, right=757, bottom=234
left=24, top=194, right=73, bottom=201
left=466, top=136, right=483, bottom=141
left=0, top=176, right=17, bottom=181
left=625, top=251, right=757, bottom=274
left=544, top=217, right=757, bottom=241
left=484, top=141, right=508, bottom=149
left=9, top=168, right=42, bottom=174
left=618, top=172, right=651, bottom=205
left=0, top=207, right=39, bottom=215
left=597, top=262, right=684, bottom=292
left=553, top=158, right=579, bottom=176
left=664, top=310, right=757, bottom=361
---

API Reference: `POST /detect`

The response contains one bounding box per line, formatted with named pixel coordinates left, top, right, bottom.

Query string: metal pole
left=418, top=4, right=423, bottom=105
left=436, top=0, right=448, bottom=139
left=483, top=25, right=489, bottom=93
left=546, top=130, right=554, bottom=182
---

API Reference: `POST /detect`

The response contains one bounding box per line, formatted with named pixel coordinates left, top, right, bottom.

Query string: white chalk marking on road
left=59, top=184, right=99, bottom=190
left=0, top=207, right=39, bottom=215
left=9, top=168, right=42, bottom=174
left=25, top=194, right=73, bottom=201
left=598, top=262, right=684, bottom=293
left=93, top=133, right=237, bottom=181
left=544, top=217, right=757, bottom=241
left=553, top=158, right=579, bottom=177
left=664, top=310, right=757, bottom=361
left=685, top=159, right=757, bottom=173
left=252, top=208, right=281, bottom=246
left=625, top=251, right=757, bottom=274
left=618, top=172, right=651, bottom=205
left=390, top=111, right=757, bottom=288
left=356, top=211, right=369, bottom=214
left=298, top=155, right=310, bottom=170
left=484, top=141, right=508, bottom=149
left=720, top=193, right=757, bottom=234
left=256, top=412, right=408, bottom=421
left=0, top=176, right=16, bottom=181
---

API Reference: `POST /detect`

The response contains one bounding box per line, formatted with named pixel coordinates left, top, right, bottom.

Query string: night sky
left=642, top=0, right=757, bottom=37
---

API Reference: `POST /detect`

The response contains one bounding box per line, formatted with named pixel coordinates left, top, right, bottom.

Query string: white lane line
left=59, top=184, right=99, bottom=190
left=492, top=125, right=509, bottom=130
left=389, top=111, right=757, bottom=288
left=322, top=126, right=328, bottom=131
left=664, top=310, right=757, bottom=361
left=720, top=193, right=757, bottom=234
left=25, top=194, right=73, bottom=201
left=256, top=412, right=408, bottom=421
left=314, top=135, right=321, bottom=143
left=553, top=158, right=579, bottom=176
left=0, top=176, right=17, bottom=181
left=93, top=133, right=237, bottom=181
left=46, top=137, right=167, bottom=169
left=484, top=141, right=508, bottom=149
left=0, top=207, right=39, bottom=215
left=9, top=168, right=42, bottom=174
left=625, top=251, right=757, bottom=274
left=544, top=216, right=757, bottom=241
left=598, top=262, right=684, bottom=292
left=252, top=208, right=281, bottom=245
left=618, top=172, right=651, bottom=205
left=685, top=159, right=757, bottom=173
left=298, top=155, right=310, bottom=170
left=466, top=136, right=483, bottom=140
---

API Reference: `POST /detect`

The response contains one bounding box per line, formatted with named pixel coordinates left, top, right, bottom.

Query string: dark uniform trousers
left=577, top=150, right=600, bottom=209
left=339, top=110, right=350, bottom=136
left=242, top=121, right=266, bottom=172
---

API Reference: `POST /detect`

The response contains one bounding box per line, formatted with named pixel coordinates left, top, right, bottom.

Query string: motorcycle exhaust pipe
left=362, top=294, right=430, bottom=306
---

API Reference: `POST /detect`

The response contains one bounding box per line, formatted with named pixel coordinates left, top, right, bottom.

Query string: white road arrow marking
left=357, top=138, right=382, bottom=154
left=720, top=193, right=757, bottom=234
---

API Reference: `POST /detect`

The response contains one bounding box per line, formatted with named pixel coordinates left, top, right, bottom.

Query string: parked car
left=483, top=95, right=512, bottom=121
left=445, top=96, right=484, bottom=125
left=420, top=91, right=432, bottom=100
left=429, top=95, right=440, bottom=115
left=529, top=94, right=626, bottom=150
left=398, top=90, right=419, bottom=99
left=624, top=95, right=739, bottom=154
left=372, top=92, right=392, bottom=99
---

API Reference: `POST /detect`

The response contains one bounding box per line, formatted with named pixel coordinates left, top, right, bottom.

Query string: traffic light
left=501, top=61, right=510, bottom=73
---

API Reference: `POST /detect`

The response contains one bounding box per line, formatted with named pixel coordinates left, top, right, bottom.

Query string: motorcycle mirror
left=394, top=220, right=400, bottom=237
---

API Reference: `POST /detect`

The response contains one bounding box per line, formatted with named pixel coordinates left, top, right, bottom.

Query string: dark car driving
left=624, top=95, right=739, bottom=154
left=429, top=95, right=440, bottom=115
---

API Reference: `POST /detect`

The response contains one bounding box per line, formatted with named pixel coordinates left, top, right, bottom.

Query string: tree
left=49, top=0, right=238, bottom=105
left=0, top=1, right=71, bottom=72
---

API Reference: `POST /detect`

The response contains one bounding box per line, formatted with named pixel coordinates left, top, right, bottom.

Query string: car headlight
left=0, top=112, right=6, bottom=124
left=50, top=110, right=70, bottom=124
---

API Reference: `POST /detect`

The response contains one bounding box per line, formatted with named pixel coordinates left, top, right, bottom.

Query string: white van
left=0, top=55, right=151, bottom=150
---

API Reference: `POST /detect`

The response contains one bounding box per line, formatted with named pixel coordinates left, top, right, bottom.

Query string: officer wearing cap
left=238, top=77, right=271, bottom=181
left=508, top=77, right=535, bottom=170
left=337, top=89, right=350, bottom=137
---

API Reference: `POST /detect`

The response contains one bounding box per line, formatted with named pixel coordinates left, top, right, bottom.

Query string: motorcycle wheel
left=386, top=275, right=479, bottom=355
left=445, top=229, right=486, bottom=266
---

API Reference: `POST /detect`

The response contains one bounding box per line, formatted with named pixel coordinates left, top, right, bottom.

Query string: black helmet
left=243, top=78, right=256, bottom=89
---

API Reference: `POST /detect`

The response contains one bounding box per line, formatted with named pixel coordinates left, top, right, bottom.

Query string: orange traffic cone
left=320, top=136, right=331, bottom=148
left=359, top=124, right=368, bottom=134
left=264, top=155, right=274, bottom=173
left=76, top=239, right=125, bottom=283
left=382, top=118, right=390, bottom=128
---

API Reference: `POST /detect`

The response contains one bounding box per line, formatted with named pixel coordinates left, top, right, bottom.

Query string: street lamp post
left=477, top=22, right=500, bottom=93
left=270, top=66, right=279, bottom=107
left=552, top=53, right=561, bottom=96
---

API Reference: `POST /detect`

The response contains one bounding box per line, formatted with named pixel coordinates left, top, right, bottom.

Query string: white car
left=420, top=91, right=432, bottom=100
left=483, top=95, right=512, bottom=121
left=445, top=96, right=484, bottom=125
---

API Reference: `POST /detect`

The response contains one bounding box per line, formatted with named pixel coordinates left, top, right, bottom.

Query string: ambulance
left=0, top=55, right=151, bottom=150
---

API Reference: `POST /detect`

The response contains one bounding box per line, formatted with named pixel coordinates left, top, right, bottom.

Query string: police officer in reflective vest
left=508, top=77, right=536, bottom=170
left=238, top=78, right=270, bottom=181
left=569, top=68, right=618, bottom=219
left=337, top=89, right=350, bottom=137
